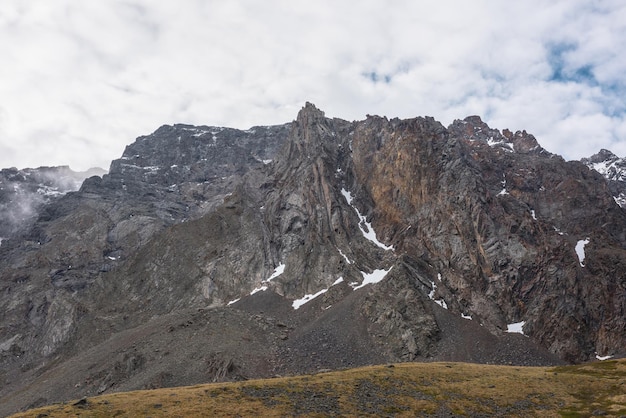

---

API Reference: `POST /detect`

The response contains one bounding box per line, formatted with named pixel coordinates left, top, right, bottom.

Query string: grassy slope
left=9, top=359, right=626, bottom=417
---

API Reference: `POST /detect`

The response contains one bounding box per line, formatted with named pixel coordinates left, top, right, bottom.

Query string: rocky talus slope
left=1, top=103, right=625, bottom=415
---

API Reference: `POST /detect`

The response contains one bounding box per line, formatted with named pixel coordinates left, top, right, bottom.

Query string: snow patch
left=461, top=313, right=472, bottom=320
left=250, top=285, right=268, bottom=295
left=249, top=263, right=285, bottom=296
left=530, top=210, right=537, bottom=220
left=36, top=186, right=64, bottom=197
left=340, top=189, right=393, bottom=250
left=266, top=263, right=285, bottom=282
left=292, top=288, right=328, bottom=310
left=596, top=354, right=613, bottom=361
left=332, top=277, right=345, bottom=286
left=487, top=137, right=514, bottom=152
left=433, top=298, right=447, bottom=309
left=337, top=248, right=352, bottom=264
left=181, top=127, right=212, bottom=137
left=575, top=238, right=590, bottom=267
left=292, top=277, right=344, bottom=309
left=497, top=174, right=510, bottom=196
left=506, top=321, right=525, bottom=334
left=614, top=193, right=626, bottom=207
left=428, top=274, right=448, bottom=309
left=352, top=267, right=393, bottom=290
left=591, top=161, right=610, bottom=176
left=227, top=298, right=240, bottom=306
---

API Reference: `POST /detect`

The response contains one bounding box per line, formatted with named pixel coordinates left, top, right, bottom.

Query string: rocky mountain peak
left=447, top=116, right=545, bottom=155
left=297, top=101, right=326, bottom=122
left=582, top=148, right=626, bottom=207
left=584, top=148, right=618, bottom=164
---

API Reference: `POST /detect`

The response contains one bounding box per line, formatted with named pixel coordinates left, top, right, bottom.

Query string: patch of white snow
left=341, top=188, right=393, bottom=250
left=249, top=263, right=286, bottom=296
left=591, top=161, right=610, bottom=175
left=292, top=277, right=344, bottom=309
left=292, top=288, right=328, bottom=309
left=506, top=321, right=525, bottom=334
left=434, top=299, right=448, bottom=309
left=497, top=175, right=509, bottom=196
left=487, top=137, right=514, bottom=152
left=531, top=210, right=537, bottom=220
left=227, top=298, right=240, bottom=306
left=332, top=277, right=344, bottom=286
left=428, top=275, right=448, bottom=309
left=461, top=313, right=472, bottom=320
left=352, top=267, right=393, bottom=290
left=337, top=248, right=352, bottom=264
left=575, top=238, right=590, bottom=267
left=596, top=354, right=613, bottom=361
left=250, top=285, right=268, bottom=295
left=266, top=263, right=285, bottom=282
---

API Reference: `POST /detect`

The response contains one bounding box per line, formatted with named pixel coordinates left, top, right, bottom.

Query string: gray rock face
left=1, top=103, right=625, bottom=415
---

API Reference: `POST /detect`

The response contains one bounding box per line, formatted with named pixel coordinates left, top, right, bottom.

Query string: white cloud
left=1, top=0, right=626, bottom=170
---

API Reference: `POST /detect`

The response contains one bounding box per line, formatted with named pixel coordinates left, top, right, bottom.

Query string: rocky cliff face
left=1, top=103, right=625, bottom=415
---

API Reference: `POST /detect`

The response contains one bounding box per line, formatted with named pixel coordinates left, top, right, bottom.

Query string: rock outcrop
left=1, top=103, right=625, bottom=415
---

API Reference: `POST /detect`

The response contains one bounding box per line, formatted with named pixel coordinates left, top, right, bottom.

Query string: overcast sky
left=1, top=1, right=625, bottom=171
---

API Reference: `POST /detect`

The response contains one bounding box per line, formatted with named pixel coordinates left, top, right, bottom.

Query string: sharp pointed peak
left=297, top=102, right=326, bottom=122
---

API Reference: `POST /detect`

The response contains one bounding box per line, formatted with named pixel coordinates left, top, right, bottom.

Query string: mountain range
left=1, top=103, right=625, bottom=415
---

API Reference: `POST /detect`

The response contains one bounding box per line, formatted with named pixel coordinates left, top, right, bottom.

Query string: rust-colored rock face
left=1, top=103, right=625, bottom=415
left=349, top=113, right=626, bottom=363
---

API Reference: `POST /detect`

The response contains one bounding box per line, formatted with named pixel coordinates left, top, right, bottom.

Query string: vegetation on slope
left=10, top=359, right=626, bottom=417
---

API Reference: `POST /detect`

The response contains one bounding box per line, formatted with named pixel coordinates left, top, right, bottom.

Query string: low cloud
left=0, top=166, right=99, bottom=238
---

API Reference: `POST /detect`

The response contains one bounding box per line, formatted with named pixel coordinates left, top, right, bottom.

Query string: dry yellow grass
left=9, top=359, right=626, bottom=417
